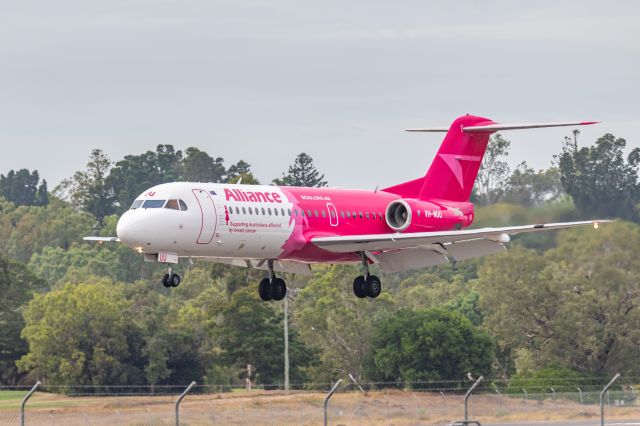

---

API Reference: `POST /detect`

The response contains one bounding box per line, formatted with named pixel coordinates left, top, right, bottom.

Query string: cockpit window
left=165, top=199, right=180, bottom=210
left=142, top=200, right=166, bottom=208
left=179, top=200, right=188, bottom=211
left=130, top=200, right=143, bottom=209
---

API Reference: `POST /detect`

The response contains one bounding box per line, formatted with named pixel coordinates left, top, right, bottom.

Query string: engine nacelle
left=385, top=199, right=412, bottom=232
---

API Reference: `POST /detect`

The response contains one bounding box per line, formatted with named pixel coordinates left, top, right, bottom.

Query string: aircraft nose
left=116, top=212, right=146, bottom=247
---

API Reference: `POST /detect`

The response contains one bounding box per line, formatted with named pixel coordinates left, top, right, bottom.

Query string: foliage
left=57, top=149, right=115, bottom=224
left=366, top=308, right=494, bottom=384
left=215, top=287, right=316, bottom=386
left=182, top=147, right=226, bottom=183
left=474, top=222, right=640, bottom=376
left=503, top=163, right=564, bottom=207
left=0, top=254, right=47, bottom=385
left=475, top=134, right=511, bottom=205
left=558, top=132, right=640, bottom=220
left=18, top=278, right=143, bottom=389
left=0, top=169, right=48, bottom=207
left=273, top=153, right=327, bottom=187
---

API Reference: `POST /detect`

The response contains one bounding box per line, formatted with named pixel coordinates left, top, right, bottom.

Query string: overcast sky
left=1, top=1, right=638, bottom=190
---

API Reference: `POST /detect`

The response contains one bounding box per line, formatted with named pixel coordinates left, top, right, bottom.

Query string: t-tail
left=382, top=114, right=598, bottom=202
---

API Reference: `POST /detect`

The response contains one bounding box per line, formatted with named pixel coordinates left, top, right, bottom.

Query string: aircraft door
left=192, top=189, right=217, bottom=244
left=327, top=203, right=339, bottom=227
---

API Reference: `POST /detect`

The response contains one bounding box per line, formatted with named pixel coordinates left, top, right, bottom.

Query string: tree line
left=1, top=130, right=640, bottom=391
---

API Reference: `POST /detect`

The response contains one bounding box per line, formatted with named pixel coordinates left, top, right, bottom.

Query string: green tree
left=18, top=278, right=144, bottom=389
left=107, top=145, right=183, bottom=212
left=216, top=287, right=315, bottom=386
left=225, top=160, right=259, bottom=184
left=0, top=169, right=48, bottom=206
left=58, top=149, right=116, bottom=224
left=558, top=132, right=640, bottom=220
left=0, top=254, right=46, bottom=385
left=182, top=147, right=226, bottom=183
left=475, top=223, right=640, bottom=376
left=273, top=153, right=327, bottom=187
left=475, top=134, right=510, bottom=205
left=295, top=265, right=394, bottom=382
left=503, top=163, right=564, bottom=207
left=366, top=308, right=494, bottom=384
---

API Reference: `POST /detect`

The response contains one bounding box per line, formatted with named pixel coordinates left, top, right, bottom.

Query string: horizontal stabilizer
left=406, top=120, right=598, bottom=133
left=83, top=236, right=120, bottom=242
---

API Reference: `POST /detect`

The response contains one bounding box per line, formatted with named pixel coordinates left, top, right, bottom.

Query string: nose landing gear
left=353, top=252, right=381, bottom=299
left=258, top=260, right=287, bottom=301
left=162, top=271, right=181, bottom=288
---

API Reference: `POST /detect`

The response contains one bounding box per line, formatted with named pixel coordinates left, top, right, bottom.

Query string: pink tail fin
left=419, top=115, right=494, bottom=201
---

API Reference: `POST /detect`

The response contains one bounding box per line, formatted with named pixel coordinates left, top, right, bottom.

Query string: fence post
left=550, top=387, right=556, bottom=400
left=600, top=373, right=621, bottom=426
left=324, top=379, right=343, bottom=426
left=464, top=376, right=484, bottom=422
left=576, top=387, right=583, bottom=404
left=522, top=388, right=528, bottom=402
left=20, top=381, right=41, bottom=426
left=175, top=381, right=196, bottom=426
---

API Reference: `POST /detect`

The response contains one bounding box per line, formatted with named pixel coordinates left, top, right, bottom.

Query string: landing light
left=136, top=247, right=143, bottom=253
left=593, top=222, right=599, bottom=230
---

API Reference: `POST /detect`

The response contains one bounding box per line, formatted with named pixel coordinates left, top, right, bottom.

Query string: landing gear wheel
left=353, top=276, right=367, bottom=298
left=168, top=273, right=181, bottom=287
left=270, top=278, right=287, bottom=301
left=162, top=274, right=171, bottom=288
left=365, top=275, right=381, bottom=298
left=258, top=278, right=272, bottom=301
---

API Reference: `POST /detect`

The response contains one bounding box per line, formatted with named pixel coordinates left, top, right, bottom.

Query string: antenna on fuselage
left=374, top=185, right=379, bottom=193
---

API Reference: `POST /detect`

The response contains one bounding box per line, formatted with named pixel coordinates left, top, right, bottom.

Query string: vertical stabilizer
left=419, top=115, right=494, bottom=202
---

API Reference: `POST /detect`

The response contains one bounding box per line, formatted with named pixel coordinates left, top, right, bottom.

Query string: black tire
left=365, top=275, right=382, bottom=298
left=258, top=278, right=272, bottom=301
left=270, top=278, right=287, bottom=301
left=353, top=276, right=367, bottom=298
left=169, top=273, right=181, bottom=287
left=162, top=274, right=171, bottom=288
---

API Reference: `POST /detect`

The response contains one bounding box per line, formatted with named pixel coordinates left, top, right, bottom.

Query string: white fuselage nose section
left=116, top=182, right=295, bottom=260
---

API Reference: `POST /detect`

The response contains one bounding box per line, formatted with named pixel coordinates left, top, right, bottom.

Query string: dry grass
left=0, top=389, right=638, bottom=425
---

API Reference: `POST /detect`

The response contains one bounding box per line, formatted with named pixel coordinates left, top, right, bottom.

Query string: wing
left=83, top=236, right=120, bottom=242
left=312, top=220, right=610, bottom=273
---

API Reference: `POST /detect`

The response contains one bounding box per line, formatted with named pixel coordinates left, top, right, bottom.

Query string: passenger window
left=359, top=212, right=363, bottom=219
left=165, top=199, right=180, bottom=210
left=287, top=209, right=291, bottom=216
left=417, top=210, right=421, bottom=217
left=274, top=208, right=278, bottom=216
left=347, top=211, right=351, bottom=218
left=179, top=200, right=188, bottom=211
left=321, top=210, right=326, bottom=218
left=242, top=207, right=246, bottom=214
left=331, top=211, right=336, bottom=218
left=307, top=209, right=312, bottom=217
left=236, top=207, right=240, bottom=214
left=352, top=211, right=356, bottom=218
left=130, top=200, right=143, bottom=209
left=262, top=207, right=266, bottom=215
left=268, top=208, right=272, bottom=215
left=142, top=200, right=166, bottom=208
left=281, top=208, right=285, bottom=216
left=365, top=212, right=370, bottom=219
left=301, top=209, right=305, bottom=216
left=248, top=207, right=253, bottom=214
left=314, top=210, right=319, bottom=218
left=340, top=211, right=345, bottom=218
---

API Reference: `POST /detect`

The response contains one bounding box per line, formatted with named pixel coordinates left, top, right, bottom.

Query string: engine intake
left=386, top=200, right=412, bottom=232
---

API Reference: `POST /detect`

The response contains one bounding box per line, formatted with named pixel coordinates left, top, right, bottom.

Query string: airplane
left=85, top=114, right=608, bottom=302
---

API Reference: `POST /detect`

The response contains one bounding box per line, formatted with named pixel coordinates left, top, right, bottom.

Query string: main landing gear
left=353, top=252, right=382, bottom=299
left=258, top=260, right=287, bottom=302
left=162, top=271, right=181, bottom=288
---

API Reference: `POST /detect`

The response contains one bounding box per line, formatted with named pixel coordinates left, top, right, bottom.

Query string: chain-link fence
left=1, top=379, right=638, bottom=425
